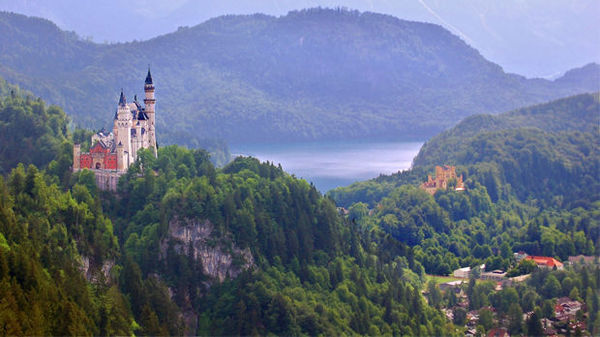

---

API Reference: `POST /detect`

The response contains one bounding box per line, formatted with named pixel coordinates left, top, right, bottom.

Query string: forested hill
left=0, top=9, right=598, bottom=145
left=0, top=83, right=72, bottom=176
left=330, top=93, right=599, bottom=207
left=0, top=89, right=456, bottom=335
left=413, top=92, right=600, bottom=167
left=326, top=94, right=599, bottom=335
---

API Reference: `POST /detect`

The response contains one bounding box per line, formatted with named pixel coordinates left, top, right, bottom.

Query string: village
left=334, top=164, right=599, bottom=336
left=429, top=254, right=598, bottom=337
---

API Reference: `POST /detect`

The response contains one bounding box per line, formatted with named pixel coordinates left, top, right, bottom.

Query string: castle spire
left=143, top=66, right=157, bottom=157
left=145, top=67, right=153, bottom=85
left=118, top=89, right=126, bottom=106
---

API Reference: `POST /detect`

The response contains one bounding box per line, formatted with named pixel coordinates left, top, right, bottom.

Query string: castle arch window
left=96, top=162, right=102, bottom=169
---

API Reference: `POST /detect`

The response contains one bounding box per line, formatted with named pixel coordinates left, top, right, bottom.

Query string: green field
left=425, top=274, right=465, bottom=285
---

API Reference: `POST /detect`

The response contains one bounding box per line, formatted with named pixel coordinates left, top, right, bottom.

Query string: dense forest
left=1, top=73, right=598, bottom=334
left=328, top=94, right=600, bottom=333
left=0, top=88, right=459, bottom=335
left=0, top=9, right=598, bottom=145
left=330, top=93, right=599, bottom=263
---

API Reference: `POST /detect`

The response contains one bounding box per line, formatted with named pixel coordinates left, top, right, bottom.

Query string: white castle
left=73, top=69, right=157, bottom=190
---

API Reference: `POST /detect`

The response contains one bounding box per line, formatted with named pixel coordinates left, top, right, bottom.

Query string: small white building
left=481, top=269, right=507, bottom=281
left=454, top=267, right=471, bottom=278
left=453, top=264, right=485, bottom=278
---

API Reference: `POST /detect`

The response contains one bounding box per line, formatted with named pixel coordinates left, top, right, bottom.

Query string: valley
left=0, top=5, right=598, bottom=336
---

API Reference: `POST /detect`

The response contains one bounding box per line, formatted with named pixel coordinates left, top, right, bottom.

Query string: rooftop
left=525, top=256, right=563, bottom=268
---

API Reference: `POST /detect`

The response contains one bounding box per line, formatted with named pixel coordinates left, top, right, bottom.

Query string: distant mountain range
left=0, top=8, right=598, bottom=145
left=3, top=1, right=598, bottom=78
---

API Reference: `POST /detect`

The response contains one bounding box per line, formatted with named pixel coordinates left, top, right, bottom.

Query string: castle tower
left=144, top=68, right=157, bottom=156
left=73, top=144, right=80, bottom=170
left=114, top=89, right=133, bottom=170
left=116, top=141, right=125, bottom=171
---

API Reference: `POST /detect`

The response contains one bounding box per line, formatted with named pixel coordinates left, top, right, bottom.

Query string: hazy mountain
left=330, top=93, right=599, bottom=212
left=2, top=0, right=598, bottom=78
left=0, top=9, right=598, bottom=145
left=413, top=92, right=600, bottom=167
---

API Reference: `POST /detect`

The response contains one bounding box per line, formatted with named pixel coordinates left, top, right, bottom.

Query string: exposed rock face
left=159, top=217, right=255, bottom=335
left=79, top=255, right=90, bottom=279
left=79, top=255, right=114, bottom=283
left=162, top=217, right=254, bottom=282
left=100, top=260, right=114, bottom=281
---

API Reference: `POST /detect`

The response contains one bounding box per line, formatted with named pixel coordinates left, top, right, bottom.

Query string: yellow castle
left=420, top=165, right=465, bottom=195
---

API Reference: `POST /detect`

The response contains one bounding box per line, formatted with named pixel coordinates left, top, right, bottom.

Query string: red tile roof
left=525, top=256, right=563, bottom=268
left=487, top=328, right=509, bottom=337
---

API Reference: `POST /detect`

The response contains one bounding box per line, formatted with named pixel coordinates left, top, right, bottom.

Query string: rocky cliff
left=161, top=217, right=254, bottom=282
left=79, top=255, right=115, bottom=284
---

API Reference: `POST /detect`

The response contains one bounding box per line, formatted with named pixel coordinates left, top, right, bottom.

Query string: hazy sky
left=1, top=0, right=598, bottom=78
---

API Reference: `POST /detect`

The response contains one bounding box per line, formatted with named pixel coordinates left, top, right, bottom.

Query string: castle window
left=131, top=129, right=136, bottom=136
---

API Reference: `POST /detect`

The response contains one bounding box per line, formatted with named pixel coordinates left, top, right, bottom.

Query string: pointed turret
left=118, top=89, right=126, bottom=106
left=144, top=67, right=157, bottom=157
left=145, top=67, right=153, bottom=85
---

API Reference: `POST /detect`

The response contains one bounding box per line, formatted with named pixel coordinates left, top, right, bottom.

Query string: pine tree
left=526, top=311, right=543, bottom=337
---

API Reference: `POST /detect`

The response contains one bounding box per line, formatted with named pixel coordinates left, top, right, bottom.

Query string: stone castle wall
left=91, top=170, right=123, bottom=192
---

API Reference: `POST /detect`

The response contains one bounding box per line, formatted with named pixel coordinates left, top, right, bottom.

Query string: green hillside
left=327, top=95, right=600, bottom=334
left=1, top=71, right=599, bottom=335
left=413, top=92, right=600, bottom=167
left=0, top=9, right=598, bottom=146
left=0, top=91, right=71, bottom=176
left=329, top=94, right=599, bottom=268
left=0, top=89, right=457, bottom=335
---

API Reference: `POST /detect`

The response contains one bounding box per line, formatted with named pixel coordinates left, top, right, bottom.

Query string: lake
left=230, top=141, right=424, bottom=192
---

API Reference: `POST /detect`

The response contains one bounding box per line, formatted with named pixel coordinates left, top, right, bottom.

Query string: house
left=453, top=264, right=485, bottom=278
left=568, top=321, right=586, bottom=333
left=454, top=267, right=471, bottom=278
left=525, top=256, right=564, bottom=270
left=555, top=297, right=583, bottom=321
left=514, top=251, right=528, bottom=262
left=466, top=310, right=479, bottom=325
left=487, top=328, right=509, bottom=337
left=568, top=255, right=599, bottom=265
left=494, top=282, right=503, bottom=291
left=541, top=318, right=557, bottom=336
left=481, top=269, right=507, bottom=281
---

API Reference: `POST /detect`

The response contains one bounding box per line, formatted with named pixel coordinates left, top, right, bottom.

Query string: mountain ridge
left=0, top=8, right=598, bottom=145
left=413, top=92, right=600, bottom=167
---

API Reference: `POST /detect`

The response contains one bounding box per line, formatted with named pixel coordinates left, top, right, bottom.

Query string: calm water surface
left=230, top=141, right=423, bottom=192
